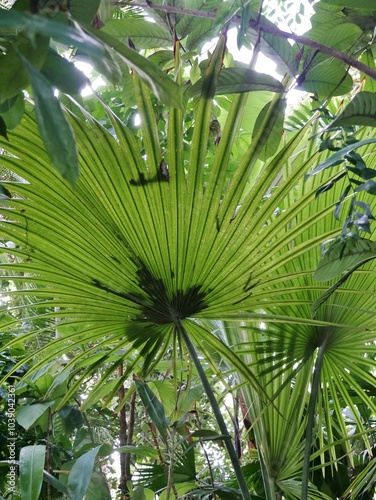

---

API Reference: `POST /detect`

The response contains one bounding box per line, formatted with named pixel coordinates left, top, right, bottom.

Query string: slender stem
left=301, top=338, right=328, bottom=499
left=116, top=1, right=376, bottom=82
left=176, top=319, right=251, bottom=500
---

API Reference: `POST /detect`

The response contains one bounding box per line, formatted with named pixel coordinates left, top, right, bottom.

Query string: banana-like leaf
left=19, top=445, right=46, bottom=500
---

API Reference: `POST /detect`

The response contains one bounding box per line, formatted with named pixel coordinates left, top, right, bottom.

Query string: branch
left=116, top=1, right=376, bottom=81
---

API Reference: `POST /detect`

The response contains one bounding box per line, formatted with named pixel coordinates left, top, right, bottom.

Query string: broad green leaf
left=67, top=446, right=102, bottom=500
left=247, top=14, right=299, bottom=75
left=85, top=471, right=111, bottom=500
left=0, top=9, right=121, bottom=84
left=17, top=403, right=54, bottom=430
left=186, top=17, right=215, bottom=51
left=306, top=138, right=376, bottom=178
left=132, top=485, right=155, bottom=500
left=0, top=33, right=49, bottom=104
left=0, top=116, right=7, bottom=140
left=159, top=482, right=196, bottom=500
left=313, top=237, right=376, bottom=282
left=321, top=0, right=376, bottom=9
left=327, top=92, right=376, bottom=129
left=0, top=93, right=25, bottom=130
left=135, top=379, right=169, bottom=444
left=19, top=445, right=46, bottom=500
left=69, top=0, right=100, bottom=24
left=102, top=19, right=171, bottom=49
left=252, top=98, right=286, bottom=161
left=86, top=26, right=182, bottom=108
left=298, top=62, right=353, bottom=97
left=41, top=49, right=88, bottom=95
left=237, top=1, right=252, bottom=50
left=304, top=23, right=362, bottom=66
left=186, top=68, right=284, bottom=98
left=21, top=56, right=79, bottom=186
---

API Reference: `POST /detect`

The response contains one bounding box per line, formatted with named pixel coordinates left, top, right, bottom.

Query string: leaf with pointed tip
left=327, top=91, right=376, bottom=129
left=0, top=93, right=25, bottom=130
left=313, top=237, right=376, bottom=282
left=20, top=56, right=79, bottom=186
left=186, top=68, right=284, bottom=98
left=17, top=402, right=54, bottom=430
left=67, top=446, right=102, bottom=500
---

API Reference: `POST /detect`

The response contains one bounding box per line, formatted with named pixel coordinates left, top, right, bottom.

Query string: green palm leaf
left=1, top=35, right=376, bottom=500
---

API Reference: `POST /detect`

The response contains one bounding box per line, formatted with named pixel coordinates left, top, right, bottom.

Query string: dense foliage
left=1, top=0, right=376, bottom=499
